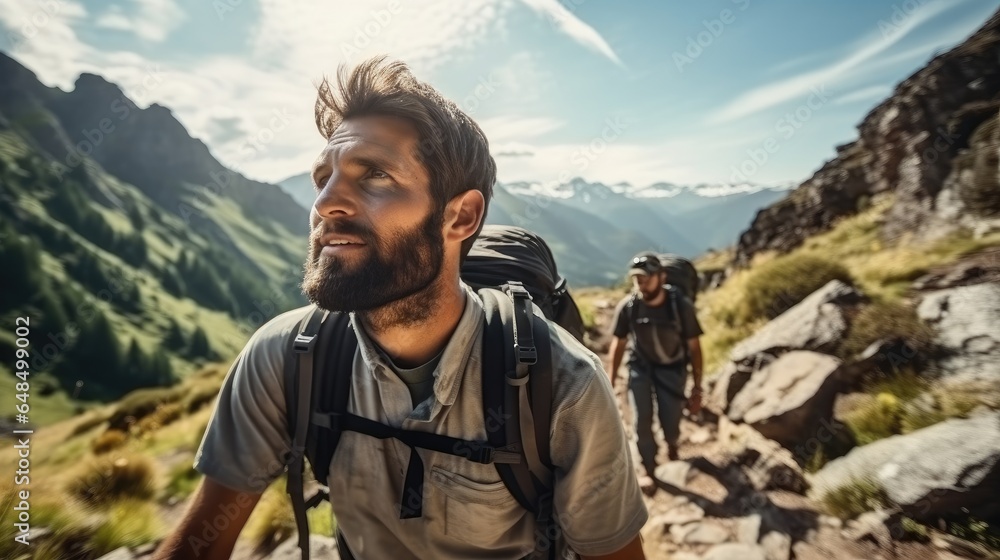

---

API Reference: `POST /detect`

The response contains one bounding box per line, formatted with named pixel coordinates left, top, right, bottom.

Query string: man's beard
left=638, top=283, right=663, bottom=301
left=302, top=209, right=445, bottom=329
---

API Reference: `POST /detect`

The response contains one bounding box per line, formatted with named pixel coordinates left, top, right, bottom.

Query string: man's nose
left=313, top=172, right=357, bottom=218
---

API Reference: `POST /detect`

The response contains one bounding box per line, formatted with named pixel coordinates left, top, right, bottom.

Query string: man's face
left=302, top=115, right=444, bottom=314
left=632, top=271, right=664, bottom=301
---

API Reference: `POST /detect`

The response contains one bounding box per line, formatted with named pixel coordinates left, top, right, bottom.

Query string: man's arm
left=153, top=477, right=261, bottom=560
left=687, top=336, right=703, bottom=413
left=609, top=336, right=628, bottom=385
left=581, top=534, right=645, bottom=560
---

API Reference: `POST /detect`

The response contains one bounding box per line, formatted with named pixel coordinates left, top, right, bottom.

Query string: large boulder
left=917, top=283, right=1000, bottom=383
left=727, top=351, right=844, bottom=449
left=730, top=281, right=864, bottom=364
left=811, top=411, right=1000, bottom=519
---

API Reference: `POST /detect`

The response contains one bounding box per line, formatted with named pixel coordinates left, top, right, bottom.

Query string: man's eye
left=369, top=168, right=389, bottom=180
left=314, top=176, right=329, bottom=191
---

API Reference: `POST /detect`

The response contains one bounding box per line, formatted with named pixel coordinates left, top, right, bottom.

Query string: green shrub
left=86, top=499, right=163, bottom=556
left=839, top=300, right=936, bottom=360
left=900, top=390, right=983, bottom=434
left=245, top=481, right=335, bottom=552
left=947, top=516, right=1000, bottom=552
left=820, top=477, right=889, bottom=520
left=67, top=454, right=157, bottom=506
left=92, top=429, right=128, bottom=454
left=843, top=392, right=901, bottom=446
left=164, top=462, right=202, bottom=501
left=738, top=254, right=852, bottom=324
left=106, top=386, right=185, bottom=432
left=70, top=412, right=109, bottom=437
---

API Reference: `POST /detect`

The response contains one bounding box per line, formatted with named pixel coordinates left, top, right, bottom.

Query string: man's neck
left=359, top=278, right=468, bottom=369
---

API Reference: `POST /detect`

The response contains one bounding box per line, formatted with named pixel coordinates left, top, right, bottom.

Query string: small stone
left=688, top=427, right=712, bottom=444
left=655, top=499, right=705, bottom=526
left=760, top=531, right=791, bottom=560
left=654, top=461, right=693, bottom=488
left=96, top=549, right=136, bottom=560
left=736, top=514, right=762, bottom=544
left=703, top=543, right=768, bottom=560
left=684, top=522, right=730, bottom=545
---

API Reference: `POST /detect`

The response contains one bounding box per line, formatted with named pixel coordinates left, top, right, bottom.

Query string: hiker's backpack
left=463, top=225, right=586, bottom=341
left=283, top=225, right=582, bottom=560
left=658, top=253, right=699, bottom=304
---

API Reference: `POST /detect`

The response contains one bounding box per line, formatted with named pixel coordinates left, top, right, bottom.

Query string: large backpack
left=463, top=225, right=586, bottom=342
left=658, top=253, right=699, bottom=304
left=283, top=226, right=582, bottom=560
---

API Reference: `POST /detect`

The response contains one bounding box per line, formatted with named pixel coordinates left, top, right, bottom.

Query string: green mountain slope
left=0, top=54, right=307, bottom=424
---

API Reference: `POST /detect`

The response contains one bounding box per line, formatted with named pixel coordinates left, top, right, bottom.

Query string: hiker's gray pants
left=629, top=362, right=686, bottom=472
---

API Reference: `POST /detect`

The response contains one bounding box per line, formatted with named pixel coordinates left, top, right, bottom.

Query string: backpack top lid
left=461, top=225, right=562, bottom=304
left=657, top=253, right=699, bottom=302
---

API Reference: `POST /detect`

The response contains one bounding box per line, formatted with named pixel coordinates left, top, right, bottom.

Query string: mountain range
left=278, top=173, right=790, bottom=286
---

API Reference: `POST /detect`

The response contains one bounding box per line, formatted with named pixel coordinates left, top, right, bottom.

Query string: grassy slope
left=0, top=130, right=305, bottom=427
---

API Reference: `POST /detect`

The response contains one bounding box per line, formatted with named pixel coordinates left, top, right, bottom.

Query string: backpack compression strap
left=284, top=306, right=328, bottom=560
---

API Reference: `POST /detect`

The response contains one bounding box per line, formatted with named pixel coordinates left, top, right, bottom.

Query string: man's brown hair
left=314, top=55, right=496, bottom=259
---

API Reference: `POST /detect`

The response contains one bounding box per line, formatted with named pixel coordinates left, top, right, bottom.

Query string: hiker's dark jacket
left=194, top=284, right=648, bottom=559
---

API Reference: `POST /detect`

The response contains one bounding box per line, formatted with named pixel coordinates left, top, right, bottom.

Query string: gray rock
left=96, top=549, right=136, bottom=560
left=736, top=514, right=762, bottom=545
left=727, top=351, right=844, bottom=449
left=654, top=498, right=706, bottom=526
left=844, top=509, right=892, bottom=549
left=703, top=543, right=768, bottom=560
left=679, top=521, right=730, bottom=545
left=717, top=416, right=809, bottom=494
left=918, top=283, right=1000, bottom=383
left=654, top=461, right=693, bottom=488
left=760, top=531, right=791, bottom=560
left=268, top=535, right=340, bottom=560
left=730, top=280, right=864, bottom=363
left=812, top=411, right=1000, bottom=518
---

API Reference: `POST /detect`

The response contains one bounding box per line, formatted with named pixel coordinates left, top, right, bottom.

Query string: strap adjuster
left=515, top=343, right=537, bottom=364
left=294, top=333, right=316, bottom=353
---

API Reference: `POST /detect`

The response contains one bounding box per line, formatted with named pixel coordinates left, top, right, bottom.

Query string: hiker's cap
left=628, top=252, right=662, bottom=276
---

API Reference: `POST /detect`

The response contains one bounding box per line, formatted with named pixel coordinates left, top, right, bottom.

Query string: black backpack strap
left=283, top=306, right=328, bottom=560
left=669, top=287, right=690, bottom=366
left=481, top=284, right=557, bottom=558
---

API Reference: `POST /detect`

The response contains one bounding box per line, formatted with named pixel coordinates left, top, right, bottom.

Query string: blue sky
left=1, top=0, right=997, bottom=188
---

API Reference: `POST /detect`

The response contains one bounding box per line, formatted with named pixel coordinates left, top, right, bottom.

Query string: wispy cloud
left=95, top=0, right=185, bottom=43
left=706, top=0, right=957, bottom=124
left=479, top=116, right=564, bottom=142
left=834, top=84, right=892, bottom=105
left=516, top=0, right=623, bottom=66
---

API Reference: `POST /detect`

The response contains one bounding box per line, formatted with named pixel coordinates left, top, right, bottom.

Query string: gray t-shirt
left=385, top=352, right=440, bottom=408
left=195, top=284, right=647, bottom=559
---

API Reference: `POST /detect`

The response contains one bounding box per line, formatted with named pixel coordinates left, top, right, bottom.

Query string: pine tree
left=148, top=348, right=175, bottom=386
left=55, top=310, right=122, bottom=398
left=164, top=318, right=186, bottom=350
left=187, top=326, right=213, bottom=360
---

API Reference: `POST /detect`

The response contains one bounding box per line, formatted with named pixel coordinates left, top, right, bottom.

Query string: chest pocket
left=429, top=465, right=523, bottom=547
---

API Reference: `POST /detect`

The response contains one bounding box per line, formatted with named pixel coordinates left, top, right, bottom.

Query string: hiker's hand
left=688, top=387, right=703, bottom=414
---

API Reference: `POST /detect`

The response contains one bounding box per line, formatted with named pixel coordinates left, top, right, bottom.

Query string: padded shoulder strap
left=479, top=285, right=555, bottom=510
left=283, top=306, right=328, bottom=560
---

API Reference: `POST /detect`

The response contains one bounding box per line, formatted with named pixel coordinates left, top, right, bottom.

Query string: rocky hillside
left=734, top=9, right=1000, bottom=268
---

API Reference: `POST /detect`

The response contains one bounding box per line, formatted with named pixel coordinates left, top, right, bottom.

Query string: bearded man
left=155, top=57, right=647, bottom=560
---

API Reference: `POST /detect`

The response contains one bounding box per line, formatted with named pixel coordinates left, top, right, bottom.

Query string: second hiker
left=608, top=252, right=704, bottom=486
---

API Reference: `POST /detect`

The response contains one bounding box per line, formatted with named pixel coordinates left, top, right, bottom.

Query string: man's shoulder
left=546, top=321, right=608, bottom=408
left=244, top=305, right=317, bottom=357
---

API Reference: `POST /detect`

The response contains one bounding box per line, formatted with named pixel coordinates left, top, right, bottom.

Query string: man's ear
left=444, top=190, right=485, bottom=246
